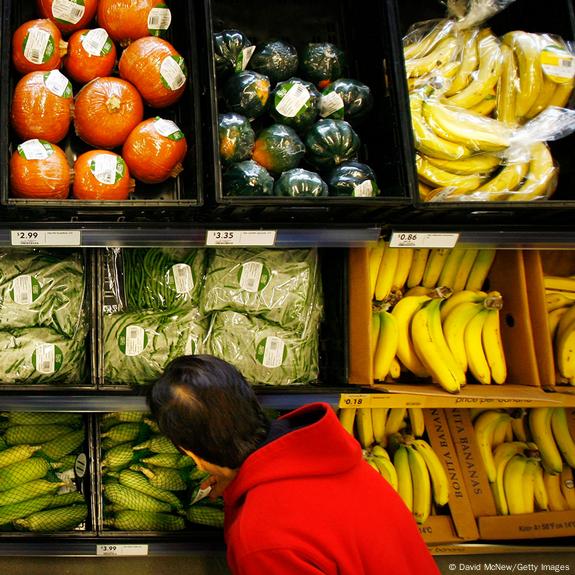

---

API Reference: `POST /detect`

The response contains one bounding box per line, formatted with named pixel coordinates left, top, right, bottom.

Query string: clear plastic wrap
left=445, top=0, right=516, bottom=29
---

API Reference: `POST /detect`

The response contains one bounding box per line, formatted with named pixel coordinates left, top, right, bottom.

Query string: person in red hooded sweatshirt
left=147, top=355, right=440, bottom=575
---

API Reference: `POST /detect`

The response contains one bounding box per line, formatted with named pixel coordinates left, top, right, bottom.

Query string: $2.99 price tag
left=11, top=230, right=82, bottom=247
left=96, top=544, right=148, bottom=556
left=389, top=232, right=459, bottom=249
left=205, top=230, right=276, bottom=247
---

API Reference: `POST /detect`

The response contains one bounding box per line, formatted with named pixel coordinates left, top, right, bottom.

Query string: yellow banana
left=408, top=408, right=425, bottom=438
left=465, top=308, right=491, bottom=384
left=416, top=155, right=484, bottom=193
left=443, top=300, right=485, bottom=372
left=555, top=301, right=575, bottom=343
left=371, top=408, right=389, bottom=445
left=392, top=295, right=431, bottom=378
left=496, top=43, right=519, bottom=125
left=546, top=292, right=575, bottom=313
left=504, top=454, right=529, bottom=514
left=407, top=445, right=432, bottom=524
left=511, top=413, right=529, bottom=442
left=505, top=423, right=514, bottom=443
left=422, top=248, right=451, bottom=288
left=338, top=408, right=356, bottom=436
left=470, top=93, right=497, bottom=116
left=406, top=248, right=431, bottom=288
left=492, top=441, right=527, bottom=515
left=438, top=248, right=467, bottom=290
left=372, top=444, right=390, bottom=460
left=411, top=438, right=450, bottom=506
left=394, top=445, right=413, bottom=512
left=422, top=98, right=511, bottom=153
left=418, top=182, right=433, bottom=201
left=374, top=246, right=399, bottom=302
left=551, top=407, right=575, bottom=468
left=389, top=357, right=402, bottom=379
left=452, top=250, right=481, bottom=292
left=445, top=31, right=503, bottom=109
left=471, top=160, right=529, bottom=202
left=425, top=154, right=500, bottom=176
left=533, top=461, right=549, bottom=511
left=440, top=288, right=486, bottom=321
left=525, top=77, right=557, bottom=120
left=529, top=407, right=563, bottom=475
left=470, top=408, right=491, bottom=422
left=371, top=454, right=399, bottom=491
left=373, top=311, right=399, bottom=381
left=404, top=286, right=435, bottom=297
left=548, top=78, right=574, bottom=108
left=507, top=142, right=556, bottom=201
left=492, top=417, right=512, bottom=449
left=405, top=36, right=459, bottom=78
left=544, top=470, right=569, bottom=511
left=556, top=314, right=575, bottom=380
left=392, top=248, right=415, bottom=291
left=371, top=312, right=381, bottom=356
left=502, top=32, right=543, bottom=119
left=410, top=95, right=473, bottom=160
left=445, top=28, right=480, bottom=96
left=474, top=410, right=513, bottom=482
left=385, top=407, right=407, bottom=437
left=523, top=458, right=538, bottom=514
left=356, top=407, right=375, bottom=449
left=549, top=308, right=569, bottom=347
left=411, top=297, right=465, bottom=393
left=482, top=307, right=507, bottom=384
left=403, top=20, right=456, bottom=61
left=544, top=276, right=575, bottom=292
left=560, top=465, right=575, bottom=510
left=465, top=249, right=496, bottom=291
left=369, top=240, right=385, bottom=298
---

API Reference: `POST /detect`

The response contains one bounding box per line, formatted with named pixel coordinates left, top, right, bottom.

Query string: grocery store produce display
left=403, top=3, right=575, bottom=202
left=0, top=412, right=89, bottom=532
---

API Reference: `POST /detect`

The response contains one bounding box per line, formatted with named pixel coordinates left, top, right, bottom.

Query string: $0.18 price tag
left=389, top=232, right=459, bottom=249
left=96, top=544, right=149, bottom=556
left=205, top=230, right=276, bottom=247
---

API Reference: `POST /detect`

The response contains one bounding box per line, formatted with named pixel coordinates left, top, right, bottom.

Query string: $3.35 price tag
left=389, top=232, right=459, bottom=249
left=205, top=230, right=276, bottom=247
left=96, top=544, right=149, bottom=556
left=11, top=230, right=82, bottom=247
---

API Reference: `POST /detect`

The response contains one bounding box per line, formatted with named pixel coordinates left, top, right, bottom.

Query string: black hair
left=147, top=355, right=270, bottom=469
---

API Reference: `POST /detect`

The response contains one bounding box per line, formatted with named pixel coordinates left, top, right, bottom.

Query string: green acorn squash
left=218, top=113, right=255, bottom=165
left=327, top=161, right=379, bottom=197
left=224, top=71, right=271, bottom=120
left=213, top=30, right=253, bottom=77
left=304, top=119, right=360, bottom=170
left=249, top=40, right=298, bottom=84
left=320, top=78, right=373, bottom=123
left=222, top=160, right=274, bottom=196
left=274, top=169, right=328, bottom=197
left=269, top=78, right=320, bottom=132
left=299, top=43, right=345, bottom=88
left=252, top=124, right=305, bottom=174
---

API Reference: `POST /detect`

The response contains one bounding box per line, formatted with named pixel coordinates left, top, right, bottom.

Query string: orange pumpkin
left=97, top=0, right=172, bottom=46
left=63, top=28, right=117, bottom=84
left=119, top=37, right=187, bottom=108
left=11, top=70, right=73, bottom=143
left=73, top=150, right=134, bottom=200
left=37, top=0, right=98, bottom=36
left=123, top=118, right=187, bottom=184
left=12, top=19, right=68, bottom=75
left=74, top=77, right=144, bottom=149
left=10, top=139, right=71, bottom=199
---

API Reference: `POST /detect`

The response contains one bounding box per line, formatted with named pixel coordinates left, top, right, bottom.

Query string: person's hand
left=200, top=474, right=234, bottom=500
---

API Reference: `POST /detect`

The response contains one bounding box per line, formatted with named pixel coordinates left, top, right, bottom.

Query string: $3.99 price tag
left=389, top=232, right=459, bottom=249
left=96, top=544, right=148, bottom=556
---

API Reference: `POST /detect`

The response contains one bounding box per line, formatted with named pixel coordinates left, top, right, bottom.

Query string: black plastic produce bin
left=398, top=0, right=575, bottom=214
left=0, top=413, right=98, bottom=538
left=201, top=0, right=416, bottom=223
left=0, top=0, right=204, bottom=221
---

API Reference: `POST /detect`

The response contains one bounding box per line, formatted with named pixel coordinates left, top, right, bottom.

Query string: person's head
left=147, top=355, right=270, bottom=472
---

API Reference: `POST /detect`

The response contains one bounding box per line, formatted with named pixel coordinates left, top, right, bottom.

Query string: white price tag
left=96, top=544, right=149, bottom=557
left=389, top=232, right=459, bottom=249
left=206, top=230, right=276, bottom=247
left=11, top=231, right=82, bottom=247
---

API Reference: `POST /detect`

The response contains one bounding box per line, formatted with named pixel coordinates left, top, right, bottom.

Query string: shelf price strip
left=11, top=230, right=82, bottom=247
left=389, top=232, right=459, bottom=249
left=206, top=230, right=276, bottom=247
left=96, top=544, right=149, bottom=556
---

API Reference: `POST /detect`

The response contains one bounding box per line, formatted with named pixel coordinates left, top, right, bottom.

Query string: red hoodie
left=224, top=402, right=440, bottom=575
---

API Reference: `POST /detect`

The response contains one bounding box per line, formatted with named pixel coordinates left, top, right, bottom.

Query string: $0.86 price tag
left=389, top=232, right=459, bottom=249
left=206, top=230, right=276, bottom=247
left=96, top=544, right=149, bottom=556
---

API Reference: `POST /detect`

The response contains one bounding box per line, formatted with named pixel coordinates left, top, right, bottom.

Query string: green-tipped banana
left=529, top=408, right=563, bottom=475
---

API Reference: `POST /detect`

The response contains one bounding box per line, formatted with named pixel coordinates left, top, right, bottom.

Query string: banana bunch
left=338, top=407, right=450, bottom=525
left=544, top=274, right=575, bottom=385
left=472, top=407, right=575, bottom=514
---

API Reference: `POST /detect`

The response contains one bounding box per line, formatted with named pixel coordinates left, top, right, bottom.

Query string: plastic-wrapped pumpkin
left=97, top=0, right=171, bottom=46
left=36, top=0, right=98, bottom=35
left=74, top=77, right=144, bottom=149
left=122, top=118, right=187, bottom=184
left=252, top=124, right=305, bottom=175
left=304, top=119, right=360, bottom=170
left=218, top=113, right=255, bottom=165
left=249, top=40, right=298, bottom=84
left=63, top=28, right=117, bottom=84
left=213, top=29, right=252, bottom=77
left=119, top=37, right=187, bottom=108
left=326, top=161, right=379, bottom=197
left=320, top=79, right=373, bottom=123
left=269, top=78, right=320, bottom=132
left=299, top=43, right=345, bottom=88
left=73, top=150, right=134, bottom=200
left=223, top=71, right=270, bottom=120
left=223, top=161, right=274, bottom=196
left=11, top=70, right=73, bottom=143
left=12, top=19, right=68, bottom=75
left=10, top=139, right=71, bottom=199
left=274, top=169, right=328, bottom=197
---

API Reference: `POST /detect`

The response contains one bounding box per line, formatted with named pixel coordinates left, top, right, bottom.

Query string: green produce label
left=89, top=155, right=125, bottom=185
left=541, top=45, right=575, bottom=83
left=235, top=46, right=255, bottom=73
left=238, top=261, right=270, bottom=292
left=255, top=336, right=287, bottom=368
left=154, top=117, right=184, bottom=141
left=275, top=82, right=310, bottom=118
left=10, top=274, right=41, bottom=304
left=43, top=70, right=73, bottom=99
left=17, top=139, right=54, bottom=160
left=81, top=28, right=113, bottom=56
left=32, top=344, right=63, bottom=374
left=23, top=28, right=55, bottom=65
left=52, top=0, right=85, bottom=25
left=160, top=56, right=187, bottom=91
left=118, top=325, right=148, bottom=356
left=167, top=263, right=194, bottom=293
left=148, top=5, right=171, bottom=36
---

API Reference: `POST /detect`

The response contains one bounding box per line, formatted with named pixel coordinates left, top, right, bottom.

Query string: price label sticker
left=11, top=230, right=82, bottom=247
left=206, top=230, right=276, bottom=247
left=338, top=394, right=373, bottom=409
left=389, top=232, right=459, bottom=249
left=96, top=544, right=149, bottom=557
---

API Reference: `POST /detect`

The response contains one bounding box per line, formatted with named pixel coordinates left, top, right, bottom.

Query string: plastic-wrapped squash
left=304, top=119, right=360, bottom=171
left=274, top=169, right=328, bottom=197
left=223, top=160, right=274, bottom=196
